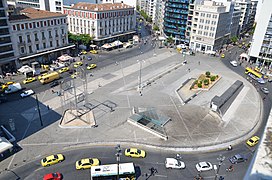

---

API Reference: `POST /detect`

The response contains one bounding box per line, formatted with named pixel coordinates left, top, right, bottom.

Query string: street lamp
left=214, top=154, right=225, bottom=180
left=35, top=94, right=43, bottom=126
left=115, top=144, right=122, bottom=180
left=137, top=60, right=145, bottom=95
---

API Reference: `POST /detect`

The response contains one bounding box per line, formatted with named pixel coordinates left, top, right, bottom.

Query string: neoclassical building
left=9, top=8, right=74, bottom=66
left=64, top=2, right=136, bottom=45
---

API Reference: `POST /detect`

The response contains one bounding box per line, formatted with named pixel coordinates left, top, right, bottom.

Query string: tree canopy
left=68, top=32, right=94, bottom=46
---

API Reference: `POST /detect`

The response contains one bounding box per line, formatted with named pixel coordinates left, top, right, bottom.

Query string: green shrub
left=205, top=71, right=211, bottom=77
left=198, top=83, right=202, bottom=88
left=204, top=79, right=209, bottom=85
left=210, top=76, right=216, bottom=81
left=194, top=80, right=198, bottom=84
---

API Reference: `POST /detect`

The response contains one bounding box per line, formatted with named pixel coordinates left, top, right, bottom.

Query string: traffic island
left=59, top=109, right=96, bottom=128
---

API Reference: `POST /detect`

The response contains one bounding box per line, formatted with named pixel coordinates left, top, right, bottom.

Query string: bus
left=245, top=67, right=263, bottom=79
left=39, top=71, right=60, bottom=84
left=90, top=162, right=136, bottom=180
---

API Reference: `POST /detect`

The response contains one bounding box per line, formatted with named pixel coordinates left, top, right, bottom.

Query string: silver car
left=261, top=87, right=269, bottom=94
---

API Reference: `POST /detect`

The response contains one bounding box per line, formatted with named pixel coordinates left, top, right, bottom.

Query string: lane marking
left=7, top=154, right=16, bottom=169
left=155, top=174, right=168, bottom=178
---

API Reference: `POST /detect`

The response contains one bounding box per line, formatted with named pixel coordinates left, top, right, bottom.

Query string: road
left=0, top=145, right=253, bottom=180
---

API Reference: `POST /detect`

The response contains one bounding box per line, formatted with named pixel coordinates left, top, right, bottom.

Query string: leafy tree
left=79, top=34, right=93, bottom=46
left=205, top=71, right=211, bottom=77
left=153, top=25, right=160, bottom=31
left=230, top=36, right=238, bottom=44
left=136, top=5, right=140, bottom=11
left=210, top=76, right=216, bottom=81
left=167, top=36, right=174, bottom=44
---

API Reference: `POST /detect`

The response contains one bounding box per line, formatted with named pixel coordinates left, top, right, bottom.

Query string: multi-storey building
left=163, top=0, right=191, bottom=44
left=249, top=0, right=258, bottom=26
left=249, top=0, right=272, bottom=67
left=139, top=0, right=158, bottom=22
left=9, top=8, right=73, bottom=66
left=234, top=0, right=252, bottom=34
left=0, top=0, right=16, bottom=75
left=154, top=0, right=165, bottom=35
left=16, top=0, right=63, bottom=13
left=189, top=0, right=237, bottom=52
left=64, top=2, right=136, bottom=45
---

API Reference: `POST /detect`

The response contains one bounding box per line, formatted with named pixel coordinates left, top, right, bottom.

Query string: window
left=29, top=45, right=33, bottom=53
left=36, top=44, right=39, bottom=50
left=198, top=30, right=202, bottom=35
left=204, top=26, right=209, bottom=30
left=50, top=41, right=53, bottom=47
left=29, top=23, right=32, bottom=29
left=34, top=33, right=38, bottom=41
left=44, top=21, right=46, bottom=26
left=21, top=24, right=24, bottom=30
left=209, top=33, right=214, bottom=37
left=12, top=25, right=16, bottom=31
left=27, top=35, right=31, bottom=43
left=206, top=14, right=211, bottom=18
left=18, top=36, right=23, bottom=43
left=205, top=20, right=210, bottom=24
left=20, top=47, right=25, bottom=54
left=204, top=32, right=208, bottom=36
left=33, top=22, right=36, bottom=28
left=56, top=40, right=59, bottom=47
left=37, top=22, right=40, bottom=27
left=25, top=23, right=28, bottom=29
left=211, top=21, right=216, bottom=25
left=201, top=13, right=205, bottom=17
left=49, top=31, right=52, bottom=38
left=16, top=24, right=20, bottom=31
left=55, top=29, right=58, bottom=37
left=43, top=42, right=46, bottom=48
left=212, top=15, right=217, bottom=19
left=42, top=32, right=45, bottom=39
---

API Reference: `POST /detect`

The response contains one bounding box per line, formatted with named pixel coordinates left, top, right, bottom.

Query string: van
left=165, top=158, right=185, bottom=169
left=39, top=71, right=60, bottom=84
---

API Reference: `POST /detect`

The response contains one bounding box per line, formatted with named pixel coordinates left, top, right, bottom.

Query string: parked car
left=1, top=81, right=15, bottom=89
left=165, top=158, right=185, bottom=169
left=246, top=136, right=260, bottom=147
left=58, top=67, right=69, bottom=74
left=125, top=148, right=146, bottom=158
left=43, top=172, right=63, bottom=180
left=230, top=60, right=238, bottom=67
left=257, top=78, right=266, bottom=84
left=74, top=61, right=83, bottom=68
left=261, top=87, right=269, bottom=94
left=87, top=56, right=92, bottom=61
left=229, top=154, right=247, bottom=164
left=75, top=158, right=100, bottom=170
left=90, top=50, right=98, bottom=54
left=195, top=162, right=213, bottom=172
left=71, top=72, right=79, bottom=79
left=41, top=154, right=65, bottom=167
left=20, top=89, right=35, bottom=98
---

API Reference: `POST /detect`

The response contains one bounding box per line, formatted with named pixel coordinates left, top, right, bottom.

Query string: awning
left=240, top=53, right=249, bottom=59
left=90, top=44, right=97, bottom=48
left=101, top=43, right=112, bottom=49
left=206, top=50, right=216, bottom=55
left=19, top=44, right=75, bottom=61
left=96, top=31, right=136, bottom=41
left=17, top=65, right=34, bottom=73
left=58, top=54, right=73, bottom=62
left=0, top=137, right=13, bottom=154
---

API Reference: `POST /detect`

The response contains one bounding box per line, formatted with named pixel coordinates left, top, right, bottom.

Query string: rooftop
left=68, top=2, right=133, bottom=11
left=9, top=8, right=65, bottom=21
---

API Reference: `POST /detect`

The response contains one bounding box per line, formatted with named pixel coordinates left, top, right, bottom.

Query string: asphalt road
left=0, top=145, right=253, bottom=180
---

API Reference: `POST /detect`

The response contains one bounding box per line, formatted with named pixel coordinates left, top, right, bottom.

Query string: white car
left=230, top=60, right=238, bottom=67
left=165, top=158, right=185, bottom=169
left=196, top=162, right=213, bottom=172
left=20, top=89, right=34, bottom=98
left=261, top=87, right=269, bottom=94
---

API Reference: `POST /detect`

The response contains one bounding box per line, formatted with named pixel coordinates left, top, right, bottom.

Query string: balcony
left=164, top=18, right=187, bottom=25
left=165, top=8, right=188, bottom=14
left=166, top=3, right=189, bottom=9
left=165, top=13, right=187, bottom=19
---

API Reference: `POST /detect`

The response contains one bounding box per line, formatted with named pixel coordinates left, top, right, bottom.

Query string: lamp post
left=137, top=60, right=145, bottom=94
left=215, top=154, right=225, bottom=180
left=115, top=144, right=122, bottom=180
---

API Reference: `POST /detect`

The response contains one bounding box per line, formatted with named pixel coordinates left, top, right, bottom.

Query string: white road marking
left=7, top=154, right=16, bottom=169
left=154, top=174, right=168, bottom=178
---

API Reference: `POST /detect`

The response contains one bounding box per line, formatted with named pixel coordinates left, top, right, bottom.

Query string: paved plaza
left=0, top=48, right=262, bottom=171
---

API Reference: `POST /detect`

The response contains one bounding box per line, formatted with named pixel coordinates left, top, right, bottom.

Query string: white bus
left=90, top=162, right=136, bottom=180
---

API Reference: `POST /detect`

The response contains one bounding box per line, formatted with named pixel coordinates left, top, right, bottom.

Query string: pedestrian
left=188, top=68, right=191, bottom=73
left=198, top=61, right=200, bottom=65
left=51, top=89, right=55, bottom=94
left=47, top=105, right=50, bottom=110
left=263, top=96, right=266, bottom=101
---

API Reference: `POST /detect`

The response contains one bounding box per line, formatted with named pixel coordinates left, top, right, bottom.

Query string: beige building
left=64, top=2, right=136, bottom=45
left=189, top=0, right=238, bottom=52
left=9, top=8, right=72, bottom=66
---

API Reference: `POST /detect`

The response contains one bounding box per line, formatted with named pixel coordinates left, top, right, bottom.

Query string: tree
left=230, top=36, right=238, bottom=44
left=136, top=5, right=140, bottom=11
left=68, top=32, right=80, bottom=44
left=79, top=34, right=93, bottom=46
left=167, top=36, right=174, bottom=45
left=153, top=25, right=159, bottom=31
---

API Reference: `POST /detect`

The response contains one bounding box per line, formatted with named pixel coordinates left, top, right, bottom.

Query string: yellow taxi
left=221, top=54, right=225, bottom=58
left=2, top=81, right=15, bottom=89
left=125, top=148, right=146, bottom=158
left=41, top=154, right=65, bottom=167
left=75, top=158, right=100, bottom=170
left=58, top=67, right=69, bottom=73
left=23, top=77, right=36, bottom=84
left=38, top=73, right=49, bottom=80
left=81, top=50, right=87, bottom=55
left=71, top=72, right=79, bottom=79
left=246, top=136, right=260, bottom=147
left=74, top=61, right=83, bottom=68
left=90, top=50, right=98, bottom=54
left=87, top=64, right=97, bottom=70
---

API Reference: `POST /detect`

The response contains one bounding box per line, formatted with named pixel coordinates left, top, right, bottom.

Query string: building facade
left=64, top=2, right=136, bottom=45
left=189, top=0, right=236, bottom=52
left=249, top=0, right=272, bottom=67
left=235, top=0, right=252, bottom=34
left=9, top=8, right=73, bottom=66
left=0, top=0, right=16, bottom=75
left=16, top=0, right=63, bottom=13
left=163, top=0, right=191, bottom=44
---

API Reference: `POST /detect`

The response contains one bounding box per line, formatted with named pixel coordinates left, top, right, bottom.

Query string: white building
left=64, top=2, right=136, bottom=45
left=16, top=0, right=63, bottom=13
left=64, top=0, right=137, bottom=9
left=234, top=0, right=252, bottom=34
left=9, top=8, right=73, bottom=66
left=249, top=0, right=272, bottom=67
left=190, top=0, right=238, bottom=52
left=139, top=0, right=158, bottom=22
